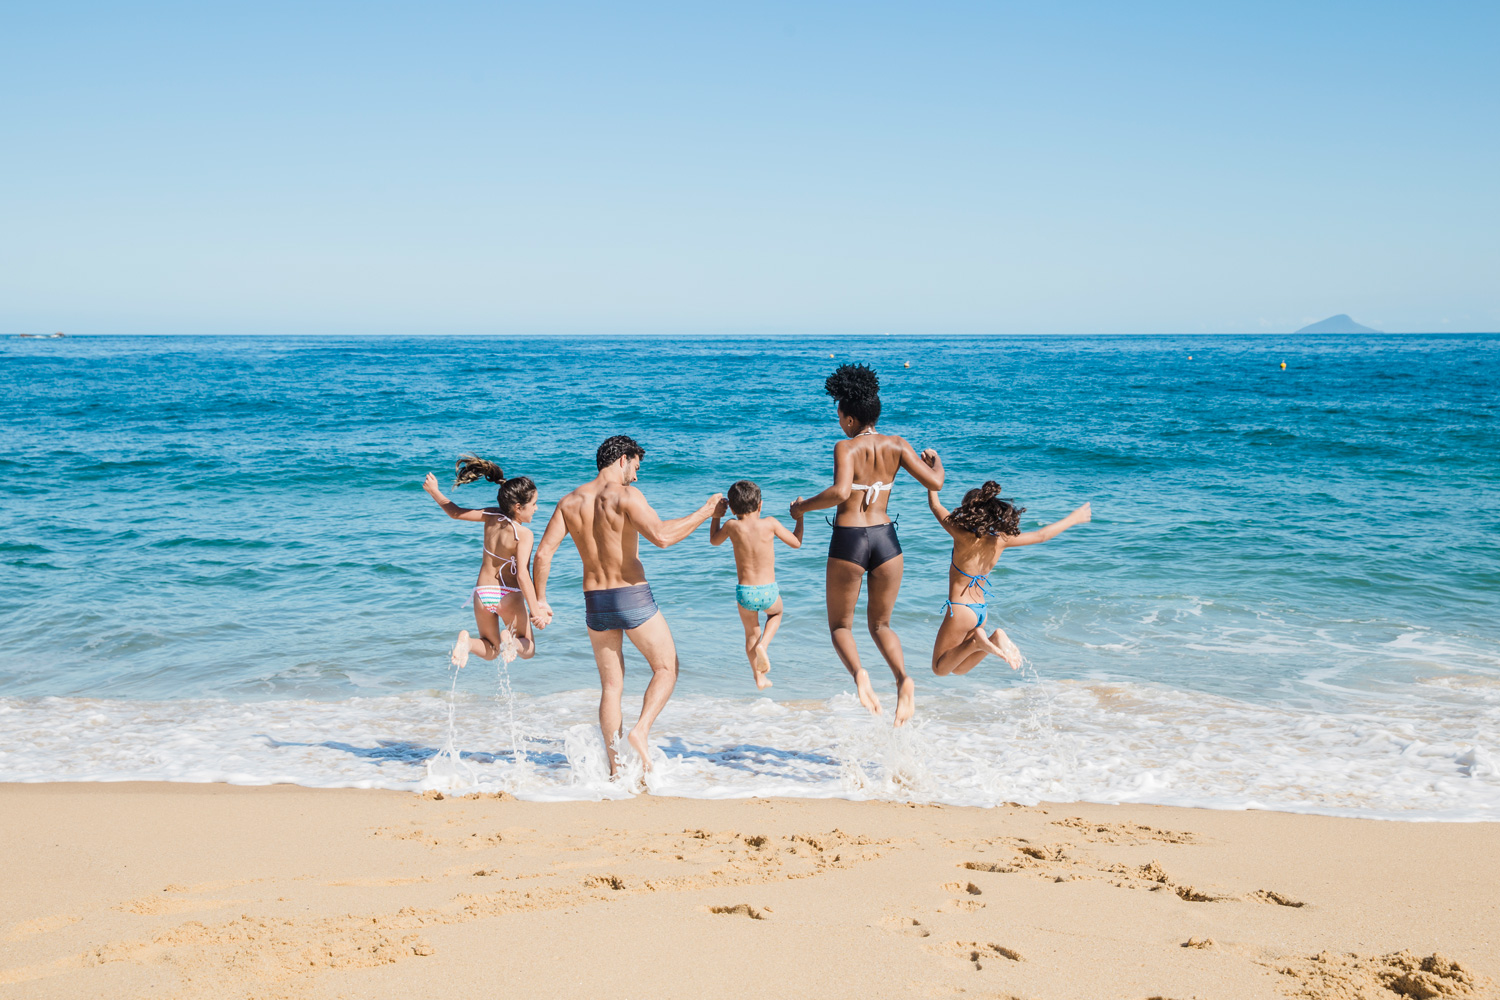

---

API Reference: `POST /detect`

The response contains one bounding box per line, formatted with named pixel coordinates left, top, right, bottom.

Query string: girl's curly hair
left=453, top=454, right=537, bottom=517
left=946, top=480, right=1024, bottom=536
left=824, top=363, right=881, bottom=425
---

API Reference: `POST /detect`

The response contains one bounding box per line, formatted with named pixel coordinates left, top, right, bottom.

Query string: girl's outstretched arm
left=512, top=527, right=549, bottom=628
left=423, top=473, right=486, bottom=521
left=927, top=488, right=950, bottom=523
left=1005, top=502, right=1092, bottom=548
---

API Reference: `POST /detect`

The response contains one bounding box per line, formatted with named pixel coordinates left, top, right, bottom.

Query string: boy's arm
left=531, top=504, right=571, bottom=611
left=512, top=528, right=550, bottom=628
left=900, top=442, right=944, bottom=491
left=708, top=499, right=730, bottom=545
left=423, top=473, right=486, bottom=521
left=769, top=513, right=804, bottom=549
left=1006, top=502, right=1092, bottom=548
left=628, top=488, right=723, bottom=548
left=791, top=445, right=855, bottom=517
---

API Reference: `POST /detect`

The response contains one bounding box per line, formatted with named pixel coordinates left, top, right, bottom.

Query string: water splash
left=423, top=658, right=477, bottom=790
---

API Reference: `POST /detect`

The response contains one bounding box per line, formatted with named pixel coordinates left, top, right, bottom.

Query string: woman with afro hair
left=926, top=481, right=1090, bottom=676
left=790, top=363, right=944, bottom=726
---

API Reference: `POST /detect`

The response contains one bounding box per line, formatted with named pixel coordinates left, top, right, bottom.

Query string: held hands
left=713, top=498, right=729, bottom=518
left=703, top=493, right=724, bottom=513
left=531, top=600, right=554, bottom=629
left=790, top=496, right=805, bottom=521
left=920, top=448, right=941, bottom=469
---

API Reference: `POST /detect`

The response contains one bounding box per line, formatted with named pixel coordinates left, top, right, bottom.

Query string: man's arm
left=628, top=489, right=722, bottom=548
left=530, top=504, right=572, bottom=610
left=1006, top=503, right=1092, bottom=548
left=791, top=444, right=854, bottom=518
left=708, top=499, right=731, bottom=545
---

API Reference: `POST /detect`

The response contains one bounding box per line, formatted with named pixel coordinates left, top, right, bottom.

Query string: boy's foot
left=450, top=631, right=471, bottom=670
left=990, top=628, right=1023, bottom=670
left=854, top=668, right=883, bottom=716
left=626, top=729, right=652, bottom=772
left=752, top=645, right=773, bottom=690
left=894, top=676, right=916, bottom=727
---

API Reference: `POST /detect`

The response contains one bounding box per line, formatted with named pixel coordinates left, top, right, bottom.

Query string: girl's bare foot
left=894, top=676, right=916, bottom=726
left=450, top=631, right=471, bottom=669
left=626, top=729, right=652, bottom=771
left=497, top=629, right=520, bottom=664
left=752, top=645, right=773, bottom=689
left=990, top=628, right=1022, bottom=670
left=854, top=668, right=883, bottom=716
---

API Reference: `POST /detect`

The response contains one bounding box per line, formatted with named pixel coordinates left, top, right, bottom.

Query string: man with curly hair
left=532, top=434, right=721, bottom=778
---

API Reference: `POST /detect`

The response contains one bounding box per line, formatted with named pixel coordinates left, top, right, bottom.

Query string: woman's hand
left=789, top=497, right=803, bottom=519
left=920, top=448, right=941, bottom=469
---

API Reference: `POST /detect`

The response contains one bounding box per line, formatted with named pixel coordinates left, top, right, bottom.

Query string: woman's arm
left=899, top=443, right=944, bottom=491
left=423, top=473, right=486, bottom=521
left=1005, top=502, right=1092, bottom=548
left=709, top=499, right=730, bottom=545
left=790, top=445, right=854, bottom=518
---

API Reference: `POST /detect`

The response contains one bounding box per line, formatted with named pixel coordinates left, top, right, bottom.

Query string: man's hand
left=713, top=498, right=729, bottom=518
left=1075, top=502, right=1092, bottom=524
left=531, top=601, right=554, bottom=629
left=704, top=493, right=724, bottom=512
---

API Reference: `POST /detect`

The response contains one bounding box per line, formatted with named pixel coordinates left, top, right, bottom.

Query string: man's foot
left=752, top=645, right=773, bottom=690
left=626, top=729, right=652, bottom=772
left=450, top=631, right=471, bottom=669
left=894, top=676, right=916, bottom=727
left=854, top=668, right=883, bottom=716
left=990, top=628, right=1023, bottom=670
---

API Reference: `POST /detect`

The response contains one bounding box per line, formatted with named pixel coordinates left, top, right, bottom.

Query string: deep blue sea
left=2, top=334, right=1497, bottom=817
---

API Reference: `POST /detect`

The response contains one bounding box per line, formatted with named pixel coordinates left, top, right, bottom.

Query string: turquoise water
left=2, top=334, right=1497, bottom=815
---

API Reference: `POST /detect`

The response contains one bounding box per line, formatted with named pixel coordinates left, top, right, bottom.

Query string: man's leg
left=622, top=612, right=678, bottom=770
left=587, top=627, right=627, bottom=776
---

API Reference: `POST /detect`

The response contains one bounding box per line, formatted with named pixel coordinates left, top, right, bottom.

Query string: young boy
left=710, top=480, right=804, bottom=689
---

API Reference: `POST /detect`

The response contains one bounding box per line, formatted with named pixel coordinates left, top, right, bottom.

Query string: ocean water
left=2, top=333, right=1497, bottom=819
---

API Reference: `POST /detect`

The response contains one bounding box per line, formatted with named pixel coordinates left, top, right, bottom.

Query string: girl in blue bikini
left=927, top=481, right=1090, bottom=676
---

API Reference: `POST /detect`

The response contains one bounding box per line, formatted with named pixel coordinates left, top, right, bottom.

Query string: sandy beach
left=0, top=784, right=1495, bottom=999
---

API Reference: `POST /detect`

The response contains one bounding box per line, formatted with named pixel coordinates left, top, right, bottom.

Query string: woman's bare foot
left=751, top=645, right=773, bottom=690
left=626, top=729, right=653, bottom=772
left=854, top=668, right=883, bottom=716
left=450, top=631, right=471, bottom=669
left=893, top=676, right=916, bottom=726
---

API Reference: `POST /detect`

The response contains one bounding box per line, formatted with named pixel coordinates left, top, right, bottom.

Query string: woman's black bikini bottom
left=827, top=521, right=902, bottom=570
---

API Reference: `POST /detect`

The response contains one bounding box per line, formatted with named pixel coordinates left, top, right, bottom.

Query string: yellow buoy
left=828, top=354, right=834, bottom=359
left=1280, top=361, right=1287, bottom=370
left=1188, top=355, right=1193, bottom=360
left=904, top=361, right=911, bottom=368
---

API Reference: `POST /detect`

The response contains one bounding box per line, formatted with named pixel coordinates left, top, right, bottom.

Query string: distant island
left=1295, top=314, right=1380, bottom=334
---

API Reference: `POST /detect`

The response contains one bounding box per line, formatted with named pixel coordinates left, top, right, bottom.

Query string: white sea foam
left=2, top=675, right=1496, bottom=820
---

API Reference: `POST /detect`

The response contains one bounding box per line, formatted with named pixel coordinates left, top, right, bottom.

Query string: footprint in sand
left=943, top=881, right=983, bottom=896
left=707, top=904, right=769, bottom=920
left=929, top=941, right=1025, bottom=971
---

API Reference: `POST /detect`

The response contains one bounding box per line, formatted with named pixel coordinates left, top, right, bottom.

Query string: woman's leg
left=827, top=558, right=882, bottom=716
left=865, top=554, right=915, bottom=725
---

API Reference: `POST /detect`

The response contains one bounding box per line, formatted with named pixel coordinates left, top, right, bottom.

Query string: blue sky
left=2, top=2, right=1495, bottom=335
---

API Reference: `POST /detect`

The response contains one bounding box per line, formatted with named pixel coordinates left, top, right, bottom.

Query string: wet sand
left=1, top=783, right=1496, bottom=999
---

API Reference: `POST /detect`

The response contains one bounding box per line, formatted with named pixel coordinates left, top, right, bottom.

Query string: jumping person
left=790, top=364, right=944, bottom=726
left=531, top=435, right=720, bottom=777
left=927, top=481, right=1091, bottom=676
left=422, top=456, right=544, bottom=668
left=709, top=480, right=805, bottom=690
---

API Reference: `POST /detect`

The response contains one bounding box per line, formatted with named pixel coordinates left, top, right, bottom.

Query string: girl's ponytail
left=454, top=454, right=505, bottom=488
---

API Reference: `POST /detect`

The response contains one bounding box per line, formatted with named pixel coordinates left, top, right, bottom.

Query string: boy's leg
left=587, top=627, right=627, bottom=776
left=736, top=604, right=763, bottom=667
left=623, top=611, right=679, bottom=770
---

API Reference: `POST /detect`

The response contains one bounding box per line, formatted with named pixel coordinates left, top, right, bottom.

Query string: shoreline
left=3, top=782, right=1496, bottom=999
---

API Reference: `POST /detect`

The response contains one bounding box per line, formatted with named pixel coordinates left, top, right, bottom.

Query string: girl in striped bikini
left=422, top=456, right=546, bottom=668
